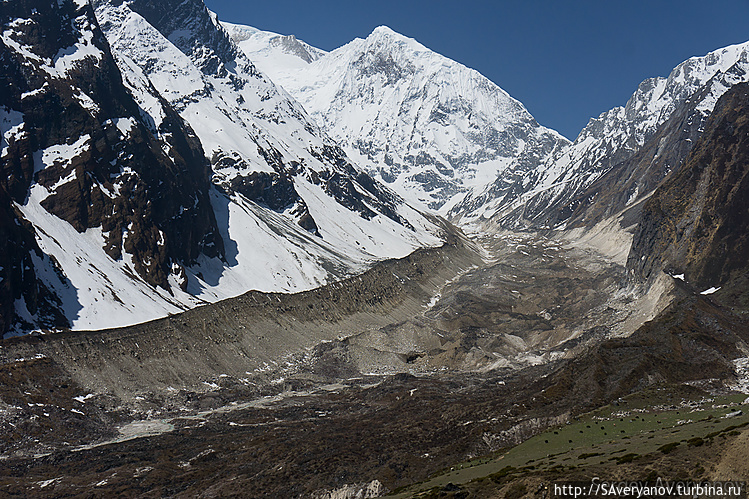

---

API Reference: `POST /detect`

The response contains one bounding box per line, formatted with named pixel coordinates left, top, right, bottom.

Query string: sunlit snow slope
left=227, top=23, right=569, bottom=216
left=0, top=0, right=442, bottom=336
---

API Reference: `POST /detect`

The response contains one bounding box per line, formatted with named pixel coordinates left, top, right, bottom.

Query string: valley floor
left=1, top=228, right=747, bottom=497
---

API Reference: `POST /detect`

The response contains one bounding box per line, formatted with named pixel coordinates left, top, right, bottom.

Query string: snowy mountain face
left=4, top=0, right=747, bottom=339
left=481, top=41, right=749, bottom=229
left=234, top=23, right=749, bottom=232
left=0, top=0, right=442, bottom=336
left=229, top=24, right=569, bottom=215
left=223, top=23, right=325, bottom=67
left=1, top=0, right=225, bottom=334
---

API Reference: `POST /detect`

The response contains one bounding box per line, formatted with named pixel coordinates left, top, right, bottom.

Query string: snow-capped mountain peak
left=232, top=24, right=570, bottom=215
left=370, top=25, right=398, bottom=36
left=459, top=38, right=749, bottom=229
left=356, top=24, right=429, bottom=57
left=222, top=21, right=326, bottom=69
left=1, top=0, right=443, bottom=336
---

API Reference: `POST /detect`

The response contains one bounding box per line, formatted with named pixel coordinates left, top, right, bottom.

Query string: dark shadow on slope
left=183, top=188, right=238, bottom=291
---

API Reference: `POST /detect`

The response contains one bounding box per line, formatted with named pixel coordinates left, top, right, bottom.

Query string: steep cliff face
left=627, top=83, right=749, bottom=300
left=0, top=185, right=68, bottom=334
left=558, top=51, right=749, bottom=230
left=555, top=97, right=701, bottom=229
left=93, top=0, right=320, bottom=235
left=1, top=0, right=224, bottom=334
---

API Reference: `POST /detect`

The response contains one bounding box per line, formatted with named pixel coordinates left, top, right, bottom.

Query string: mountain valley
left=1, top=1, right=749, bottom=497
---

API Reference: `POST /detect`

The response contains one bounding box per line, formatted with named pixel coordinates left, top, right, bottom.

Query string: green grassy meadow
left=389, top=389, right=748, bottom=497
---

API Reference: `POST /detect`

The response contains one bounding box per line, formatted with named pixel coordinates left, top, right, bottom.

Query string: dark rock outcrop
left=0, top=185, right=68, bottom=333
left=1, top=0, right=224, bottom=333
left=627, top=83, right=749, bottom=297
left=539, top=290, right=749, bottom=415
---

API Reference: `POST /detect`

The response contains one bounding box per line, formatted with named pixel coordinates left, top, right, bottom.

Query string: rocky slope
left=0, top=225, right=480, bottom=399
left=1, top=239, right=747, bottom=497
left=628, top=82, right=749, bottom=301
left=229, top=24, right=569, bottom=214
left=1, top=0, right=224, bottom=334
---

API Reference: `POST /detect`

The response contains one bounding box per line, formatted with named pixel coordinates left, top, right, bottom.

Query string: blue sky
left=204, top=0, right=749, bottom=140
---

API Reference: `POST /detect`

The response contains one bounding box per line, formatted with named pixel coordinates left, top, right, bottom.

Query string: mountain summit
left=230, top=24, right=570, bottom=215
left=0, top=0, right=442, bottom=335
left=235, top=24, right=749, bottom=235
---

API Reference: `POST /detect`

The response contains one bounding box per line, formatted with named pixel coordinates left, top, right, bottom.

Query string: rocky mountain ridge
left=1, top=0, right=224, bottom=334
left=481, top=40, right=749, bottom=229
left=628, top=82, right=749, bottom=297
left=236, top=23, right=749, bottom=234
left=0, top=0, right=443, bottom=336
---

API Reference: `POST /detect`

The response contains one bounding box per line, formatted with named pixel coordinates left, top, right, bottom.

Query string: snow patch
left=48, top=17, right=104, bottom=78
left=37, top=477, right=62, bottom=489
left=11, top=353, right=46, bottom=363
left=16, top=182, right=208, bottom=330
left=74, top=90, right=99, bottom=116
left=114, top=117, right=136, bottom=137
left=21, top=82, right=49, bottom=99
left=37, top=134, right=91, bottom=172
left=1, top=108, right=25, bottom=158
